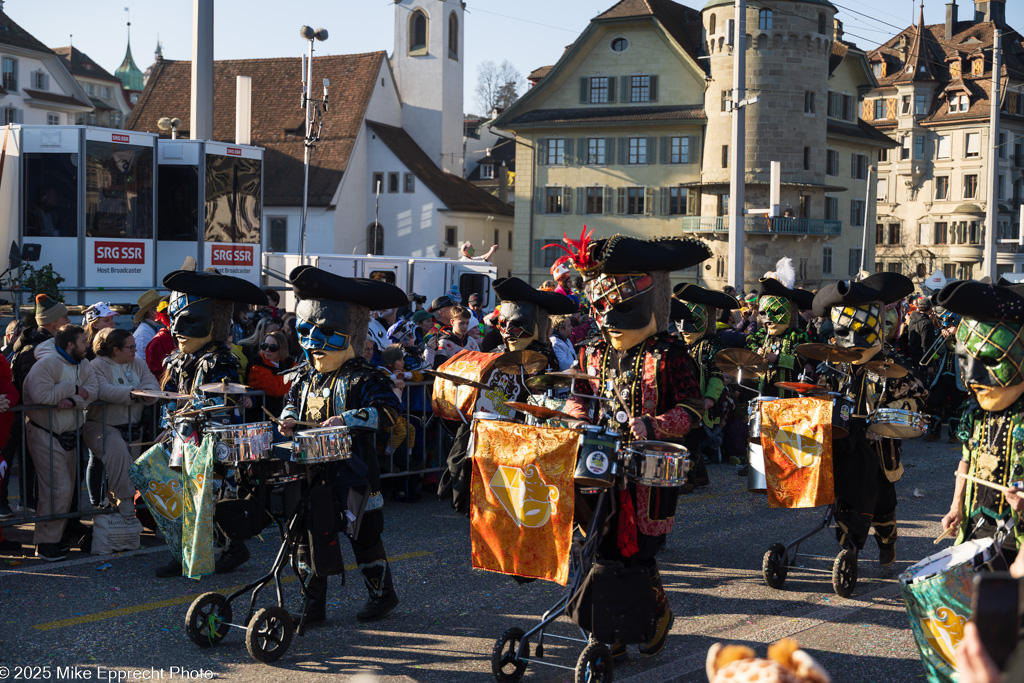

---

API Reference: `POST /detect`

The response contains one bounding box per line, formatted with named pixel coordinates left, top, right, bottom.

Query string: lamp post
left=298, top=25, right=329, bottom=263
left=157, top=117, right=181, bottom=140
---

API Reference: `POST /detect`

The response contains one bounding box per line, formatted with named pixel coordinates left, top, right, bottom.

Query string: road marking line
left=31, top=550, right=432, bottom=631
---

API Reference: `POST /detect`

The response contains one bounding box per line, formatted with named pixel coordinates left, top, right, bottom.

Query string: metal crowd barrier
left=0, top=380, right=444, bottom=530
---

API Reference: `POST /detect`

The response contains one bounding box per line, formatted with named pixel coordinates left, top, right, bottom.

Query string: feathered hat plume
left=762, top=257, right=795, bottom=289
left=543, top=226, right=598, bottom=274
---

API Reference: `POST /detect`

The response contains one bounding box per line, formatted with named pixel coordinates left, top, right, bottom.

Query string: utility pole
left=727, top=0, right=747, bottom=290
left=982, top=28, right=1001, bottom=280
left=859, top=165, right=874, bottom=277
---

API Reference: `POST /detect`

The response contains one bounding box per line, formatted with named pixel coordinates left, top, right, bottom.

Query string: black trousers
left=833, top=426, right=898, bottom=550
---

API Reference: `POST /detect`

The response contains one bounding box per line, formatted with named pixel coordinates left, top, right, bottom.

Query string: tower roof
left=892, top=4, right=942, bottom=83
left=702, top=0, right=835, bottom=9
left=115, top=28, right=144, bottom=91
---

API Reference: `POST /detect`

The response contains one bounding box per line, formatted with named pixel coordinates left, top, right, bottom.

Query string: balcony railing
left=679, top=216, right=842, bottom=236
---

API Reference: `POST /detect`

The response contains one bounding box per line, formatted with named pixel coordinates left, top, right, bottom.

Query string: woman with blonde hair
left=237, top=316, right=280, bottom=361
left=83, top=302, right=116, bottom=360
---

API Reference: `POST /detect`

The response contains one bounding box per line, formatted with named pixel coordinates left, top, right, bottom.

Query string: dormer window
left=872, top=62, right=882, bottom=78
left=31, top=71, right=48, bottom=90
left=480, top=164, right=494, bottom=179
left=409, top=10, right=428, bottom=56
left=448, top=12, right=458, bottom=60
left=948, top=93, right=970, bottom=112
left=971, top=55, right=985, bottom=76
left=949, top=58, right=962, bottom=79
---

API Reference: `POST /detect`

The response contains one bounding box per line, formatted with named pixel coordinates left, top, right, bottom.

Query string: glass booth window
left=85, top=141, right=154, bottom=239
left=24, top=153, right=78, bottom=237
left=205, top=155, right=262, bottom=244
left=157, top=165, right=199, bottom=242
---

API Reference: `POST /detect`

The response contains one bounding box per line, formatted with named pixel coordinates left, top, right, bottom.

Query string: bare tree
left=475, top=60, right=522, bottom=114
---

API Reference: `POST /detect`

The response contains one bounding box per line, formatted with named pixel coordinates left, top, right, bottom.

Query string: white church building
left=128, top=0, right=514, bottom=276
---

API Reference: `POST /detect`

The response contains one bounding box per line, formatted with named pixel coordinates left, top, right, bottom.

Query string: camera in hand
left=973, top=572, right=1022, bottom=670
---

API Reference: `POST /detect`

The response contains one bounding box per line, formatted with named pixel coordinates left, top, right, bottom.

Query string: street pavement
left=0, top=435, right=961, bottom=682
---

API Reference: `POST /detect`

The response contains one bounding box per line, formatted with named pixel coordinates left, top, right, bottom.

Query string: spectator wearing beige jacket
left=23, top=324, right=97, bottom=561
left=83, top=329, right=160, bottom=517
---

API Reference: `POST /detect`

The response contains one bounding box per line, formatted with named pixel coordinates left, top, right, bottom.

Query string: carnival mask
left=296, top=299, right=355, bottom=373
left=680, top=303, right=712, bottom=345
left=884, top=307, right=900, bottom=342
left=831, top=302, right=883, bottom=363
left=758, top=295, right=792, bottom=336
left=169, top=291, right=214, bottom=354
left=955, top=319, right=1024, bottom=411
left=498, top=301, right=539, bottom=352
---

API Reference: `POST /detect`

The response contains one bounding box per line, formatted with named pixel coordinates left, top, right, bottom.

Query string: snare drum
left=206, top=422, right=274, bottom=464
left=622, top=440, right=690, bottom=487
left=748, top=397, right=778, bottom=443
left=472, top=410, right=514, bottom=423
left=899, top=538, right=1005, bottom=681
left=573, top=425, right=620, bottom=488
left=292, top=425, right=354, bottom=465
left=868, top=408, right=931, bottom=439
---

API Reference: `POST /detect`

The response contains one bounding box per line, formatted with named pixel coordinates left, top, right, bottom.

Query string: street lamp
left=298, top=25, right=329, bottom=263
left=157, top=116, right=182, bottom=140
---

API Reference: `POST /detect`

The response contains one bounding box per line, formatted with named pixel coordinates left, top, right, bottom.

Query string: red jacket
left=146, top=327, right=176, bottom=381
left=0, top=354, right=19, bottom=448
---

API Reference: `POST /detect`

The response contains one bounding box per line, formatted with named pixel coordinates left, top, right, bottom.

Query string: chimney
left=190, top=0, right=214, bottom=141
left=235, top=75, right=251, bottom=145
left=975, top=0, right=1004, bottom=24
left=498, top=163, right=508, bottom=204
left=946, top=1, right=958, bottom=40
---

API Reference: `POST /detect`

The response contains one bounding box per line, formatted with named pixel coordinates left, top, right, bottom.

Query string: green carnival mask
left=955, top=319, right=1024, bottom=388
left=758, top=295, right=792, bottom=327
left=682, top=303, right=710, bottom=337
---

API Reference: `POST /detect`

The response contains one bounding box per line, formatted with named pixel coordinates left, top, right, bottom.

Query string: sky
left=6, top=0, right=1024, bottom=115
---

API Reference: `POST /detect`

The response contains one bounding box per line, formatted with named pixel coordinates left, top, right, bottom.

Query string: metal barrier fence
left=0, top=379, right=443, bottom=531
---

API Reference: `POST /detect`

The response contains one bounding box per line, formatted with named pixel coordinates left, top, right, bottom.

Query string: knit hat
left=35, top=293, right=68, bottom=326
left=84, top=302, right=116, bottom=324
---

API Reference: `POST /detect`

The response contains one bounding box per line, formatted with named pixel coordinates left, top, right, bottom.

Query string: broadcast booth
left=0, top=125, right=263, bottom=306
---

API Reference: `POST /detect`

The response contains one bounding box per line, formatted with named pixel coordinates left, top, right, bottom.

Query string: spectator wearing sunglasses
left=244, top=330, right=294, bottom=418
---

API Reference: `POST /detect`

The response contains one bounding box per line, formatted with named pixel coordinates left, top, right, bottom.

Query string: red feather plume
left=542, top=226, right=597, bottom=273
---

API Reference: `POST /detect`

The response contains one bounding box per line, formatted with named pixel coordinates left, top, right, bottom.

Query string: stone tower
left=391, top=0, right=465, bottom=176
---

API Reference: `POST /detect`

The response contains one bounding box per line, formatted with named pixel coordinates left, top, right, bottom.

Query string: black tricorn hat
left=588, top=236, right=712, bottom=275
left=670, top=298, right=693, bottom=322
left=935, top=280, right=1024, bottom=322
left=673, top=283, right=738, bottom=310
left=289, top=265, right=408, bottom=309
left=493, top=277, right=578, bottom=315
left=812, top=272, right=914, bottom=317
left=162, top=256, right=266, bottom=305
left=758, top=277, right=816, bottom=311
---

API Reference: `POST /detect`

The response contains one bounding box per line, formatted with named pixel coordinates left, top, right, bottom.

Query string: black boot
left=356, top=560, right=399, bottom=622
left=154, top=558, right=181, bottom=578
left=214, top=539, right=250, bottom=574
left=295, top=573, right=328, bottom=626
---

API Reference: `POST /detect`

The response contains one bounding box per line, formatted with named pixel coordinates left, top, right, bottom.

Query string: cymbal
left=131, top=389, right=190, bottom=401
left=715, top=348, right=768, bottom=378
left=171, top=404, right=237, bottom=418
left=422, top=369, right=490, bottom=390
left=504, top=401, right=576, bottom=422
left=489, top=350, right=548, bottom=374
left=863, top=359, right=909, bottom=379
left=198, top=382, right=251, bottom=395
left=525, top=374, right=572, bottom=390
left=795, top=343, right=862, bottom=364
left=775, top=382, right=829, bottom=395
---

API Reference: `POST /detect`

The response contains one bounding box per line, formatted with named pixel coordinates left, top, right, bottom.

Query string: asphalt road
left=0, top=435, right=961, bottom=683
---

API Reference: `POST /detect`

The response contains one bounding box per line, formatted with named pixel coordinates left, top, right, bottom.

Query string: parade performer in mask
left=563, top=231, right=710, bottom=661
left=812, top=272, right=916, bottom=566
left=936, top=280, right=1024, bottom=559
left=280, top=265, right=408, bottom=623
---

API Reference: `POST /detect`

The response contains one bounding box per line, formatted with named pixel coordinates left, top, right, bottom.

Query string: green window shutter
left=619, top=138, right=628, bottom=164
left=537, top=139, right=547, bottom=166
left=649, top=75, right=658, bottom=102
left=647, top=136, right=657, bottom=164
left=535, top=187, right=545, bottom=214
left=564, top=138, right=574, bottom=165
left=645, top=187, right=655, bottom=215
left=606, top=137, right=616, bottom=165
left=607, top=77, right=616, bottom=103
left=604, top=186, right=614, bottom=215
left=621, top=76, right=631, bottom=103
left=562, top=186, right=572, bottom=214
left=660, top=136, right=670, bottom=164
left=576, top=187, right=585, bottom=214
left=688, top=136, right=699, bottom=164
left=580, top=78, right=588, bottom=104
left=616, top=187, right=626, bottom=214
left=687, top=189, right=701, bottom=215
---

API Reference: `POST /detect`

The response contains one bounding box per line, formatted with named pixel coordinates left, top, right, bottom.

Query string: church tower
left=391, top=0, right=465, bottom=176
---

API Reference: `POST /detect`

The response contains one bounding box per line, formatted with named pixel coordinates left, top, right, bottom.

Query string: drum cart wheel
left=575, top=641, right=614, bottom=683
left=185, top=592, right=233, bottom=647
left=245, top=606, right=294, bottom=663
left=762, top=543, right=789, bottom=589
left=832, top=548, right=858, bottom=598
left=491, top=627, right=529, bottom=683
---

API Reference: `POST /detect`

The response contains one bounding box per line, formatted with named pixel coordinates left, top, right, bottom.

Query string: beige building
left=53, top=46, right=133, bottom=128
left=495, top=0, right=893, bottom=291
left=867, top=0, right=1024, bottom=283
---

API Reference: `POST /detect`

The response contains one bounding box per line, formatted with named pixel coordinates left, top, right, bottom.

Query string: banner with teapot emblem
left=470, top=420, right=579, bottom=585
left=760, top=397, right=835, bottom=508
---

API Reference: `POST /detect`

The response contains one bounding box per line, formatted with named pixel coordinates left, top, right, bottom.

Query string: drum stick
left=262, top=407, right=319, bottom=428
left=956, top=471, right=1016, bottom=495
left=933, top=525, right=956, bottom=544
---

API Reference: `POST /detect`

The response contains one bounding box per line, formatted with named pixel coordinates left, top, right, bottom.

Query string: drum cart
left=760, top=503, right=859, bottom=598
left=491, top=489, right=615, bottom=683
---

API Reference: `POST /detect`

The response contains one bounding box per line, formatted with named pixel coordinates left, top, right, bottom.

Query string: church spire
left=114, top=10, right=144, bottom=91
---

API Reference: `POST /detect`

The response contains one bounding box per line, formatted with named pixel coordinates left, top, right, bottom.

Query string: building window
left=627, top=137, right=648, bottom=164
left=2, top=107, right=18, bottom=125
left=722, top=90, right=732, bottom=112
left=965, top=132, right=980, bottom=158
left=804, top=147, right=811, bottom=170
left=669, top=136, right=690, bottom=164
left=445, top=226, right=457, bottom=246
left=818, top=11, right=827, bottom=34
left=110, top=111, right=121, bottom=127
left=101, top=85, right=111, bottom=99
left=804, top=91, right=815, bottom=114
left=826, top=149, right=839, bottom=176
left=268, top=217, right=288, bottom=252
left=624, top=187, right=645, bottom=215
left=544, top=186, right=565, bottom=213
left=46, top=112, right=59, bottom=126
left=371, top=172, right=384, bottom=193
left=1, top=58, right=16, bottom=92
left=900, top=136, right=911, bottom=161
left=825, top=196, right=839, bottom=220
left=874, top=99, right=885, bottom=119
left=964, top=174, right=978, bottom=199
left=937, top=135, right=951, bottom=159
left=852, top=154, right=868, bottom=179
left=848, top=248, right=862, bottom=276
left=31, top=71, right=48, bottom=90
left=668, top=187, right=690, bottom=215
left=934, top=222, right=948, bottom=244
left=629, top=75, right=654, bottom=103
left=943, top=263, right=958, bottom=279
left=999, top=173, right=1007, bottom=200
left=913, top=136, right=925, bottom=161
left=709, top=14, right=717, bottom=34
left=535, top=239, right=561, bottom=268
left=448, top=12, right=458, bottom=60
left=480, top=164, right=494, bottom=179
left=585, top=186, right=604, bottom=214
left=914, top=94, right=929, bottom=116
left=388, top=172, right=399, bottom=193
left=850, top=199, right=865, bottom=227
left=799, top=195, right=810, bottom=219
left=587, top=138, right=606, bottom=165
left=590, top=76, right=610, bottom=104
left=877, top=178, right=888, bottom=201
left=887, top=262, right=903, bottom=275
left=546, top=138, right=565, bottom=165
left=404, top=173, right=416, bottom=192
left=999, top=132, right=1008, bottom=158
left=873, top=62, right=883, bottom=78
left=84, top=82, right=94, bottom=96
left=879, top=147, right=889, bottom=163
left=508, top=231, right=513, bottom=249
left=935, top=176, right=949, bottom=200
left=409, top=10, right=428, bottom=55
left=611, top=37, right=629, bottom=52
left=901, top=95, right=911, bottom=115
left=722, top=145, right=729, bottom=168
left=759, top=9, right=773, bottom=30
left=828, top=92, right=852, bottom=120
left=875, top=223, right=885, bottom=245
left=822, top=245, right=833, bottom=275
left=888, top=223, right=902, bottom=245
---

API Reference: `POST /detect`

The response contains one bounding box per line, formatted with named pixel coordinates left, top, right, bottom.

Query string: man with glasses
left=280, top=265, right=408, bottom=625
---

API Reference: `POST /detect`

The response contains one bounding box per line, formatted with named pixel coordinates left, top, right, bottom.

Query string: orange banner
left=470, top=420, right=580, bottom=585
left=760, top=397, right=835, bottom=509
